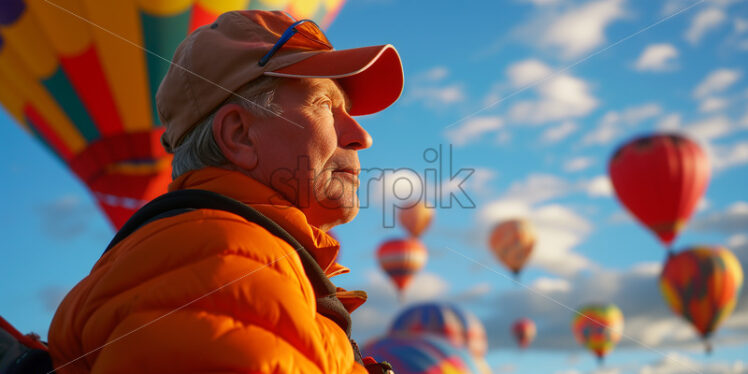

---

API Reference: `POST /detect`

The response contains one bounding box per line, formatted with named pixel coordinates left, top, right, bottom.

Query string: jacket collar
left=169, top=167, right=349, bottom=277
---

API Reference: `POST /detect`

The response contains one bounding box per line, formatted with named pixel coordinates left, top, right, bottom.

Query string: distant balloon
left=660, top=246, right=743, bottom=353
left=512, top=318, right=536, bottom=349
left=572, top=304, right=624, bottom=363
left=390, top=302, right=487, bottom=358
left=376, top=238, right=427, bottom=298
left=364, top=335, right=482, bottom=374
left=0, top=0, right=345, bottom=228
left=398, top=203, right=434, bottom=237
left=488, top=219, right=536, bottom=277
left=609, top=134, right=710, bottom=248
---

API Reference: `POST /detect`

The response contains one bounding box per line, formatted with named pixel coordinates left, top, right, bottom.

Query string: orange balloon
left=398, top=203, right=434, bottom=237
left=488, top=219, right=536, bottom=276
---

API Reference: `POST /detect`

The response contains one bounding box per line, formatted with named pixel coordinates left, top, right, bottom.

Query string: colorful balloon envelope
left=377, top=238, right=428, bottom=297
left=390, top=302, right=487, bottom=358
left=512, top=318, right=536, bottom=349
left=660, top=246, right=743, bottom=353
left=572, top=304, right=624, bottom=362
left=0, top=0, right=345, bottom=228
left=364, top=335, right=482, bottom=374
left=488, top=219, right=536, bottom=277
left=398, top=203, right=434, bottom=238
left=608, top=134, right=710, bottom=248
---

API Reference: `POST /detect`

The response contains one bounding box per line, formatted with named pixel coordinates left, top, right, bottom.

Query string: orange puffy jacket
left=48, top=167, right=368, bottom=373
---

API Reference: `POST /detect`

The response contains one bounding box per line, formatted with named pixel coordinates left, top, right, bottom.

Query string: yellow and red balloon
left=0, top=0, right=345, bottom=228
left=572, top=304, right=624, bottom=363
left=660, top=245, right=743, bottom=353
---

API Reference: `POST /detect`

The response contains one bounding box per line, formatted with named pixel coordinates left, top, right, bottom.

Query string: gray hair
left=171, top=76, right=283, bottom=179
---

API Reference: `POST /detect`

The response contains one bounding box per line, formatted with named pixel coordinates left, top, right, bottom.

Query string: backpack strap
left=104, top=189, right=363, bottom=363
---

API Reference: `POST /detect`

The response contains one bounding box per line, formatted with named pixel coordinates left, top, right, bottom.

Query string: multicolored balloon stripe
left=0, top=0, right=345, bottom=228
left=660, top=246, right=743, bottom=350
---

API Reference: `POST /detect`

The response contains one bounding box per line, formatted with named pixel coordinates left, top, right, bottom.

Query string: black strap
left=104, top=189, right=362, bottom=363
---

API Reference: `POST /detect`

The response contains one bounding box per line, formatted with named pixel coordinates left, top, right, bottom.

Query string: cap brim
left=264, top=45, right=403, bottom=116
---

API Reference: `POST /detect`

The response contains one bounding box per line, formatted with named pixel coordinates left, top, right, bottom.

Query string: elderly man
left=48, top=10, right=402, bottom=374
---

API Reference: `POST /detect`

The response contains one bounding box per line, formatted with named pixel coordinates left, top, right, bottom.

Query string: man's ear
left=212, top=103, right=258, bottom=170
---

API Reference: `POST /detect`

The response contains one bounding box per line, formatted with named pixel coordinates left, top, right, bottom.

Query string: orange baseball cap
left=156, top=10, right=404, bottom=153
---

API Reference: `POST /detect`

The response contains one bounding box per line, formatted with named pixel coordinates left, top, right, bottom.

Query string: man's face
left=248, top=78, right=372, bottom=230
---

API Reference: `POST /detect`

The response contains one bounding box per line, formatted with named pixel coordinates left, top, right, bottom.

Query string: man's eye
left=322, top=101, right=333, bottom=111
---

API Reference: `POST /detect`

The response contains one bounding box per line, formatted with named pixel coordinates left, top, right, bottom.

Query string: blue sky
left=2, top=0, right=748, bottom=373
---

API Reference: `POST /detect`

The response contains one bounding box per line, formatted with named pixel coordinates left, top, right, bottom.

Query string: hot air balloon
left=389, top=302, right=487, bottom=359
left=608, top=134, right=710, bottom=250
left=660, top=245, right=743, bottom=353
left=364, top=335, right=483, bottom=374
left=376, top=238, right=427, bottom=299
left=512, top=318, right=536, bottom=349
left=572, top=304, right=624, bottom=363
left=488, top=219, right=535, bottom=278
left=0, top=0, right=345, bottom=229
left=398, top=202, right=434, bottom=237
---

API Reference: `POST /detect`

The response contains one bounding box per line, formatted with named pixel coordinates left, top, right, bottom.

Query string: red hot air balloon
left=608, top=134, right=710, bottom=249
left=376, top=238, right=427, bottom=299
left=0, top=0, right=346, bottom=228
left=660, top=246, right=743, bottom=353
left=512, top=318, right=536, bottom=349
left=398, top=202, right=434, bottom=237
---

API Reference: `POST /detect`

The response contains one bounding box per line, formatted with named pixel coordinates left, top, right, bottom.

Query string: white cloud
left=542, top=121, right=579, bottom=143
left=656, top=113, right=682, bottom=131
left=416, top=66, right=449, bottom=82
left=735, top=18, right=748, bottom=33
left=441, top=167, right=497, bottom=198
left=682, top=115, right=731, bottom=141
left=583, top=103, right=662, bottom=145
left=692, top=201, right=748, bottom=234
left=507, top=59, right=554, bottom=87
left=699, top=97, right=728, bottom=113
left=639, top=352, right=747, bottom=374
left=693, top=68, right=742, bottom=99
left=407, top=84, right=465, bottom=107
left=685, top=7, right=727, bottom=44
left=542, top=0, right=626, bottom=59
left=445, top=116, right=504, bottom=146
left=711, top=141, right=748, bottom=171
left=532, top=277, right=572, bottom=293
left=563, top=157, right=594, bottom=172
left=581, top=175, right=613, bottom=197
left=507, top=60, right=598, bottom=125
left=634, top=43, right=679, bottom=72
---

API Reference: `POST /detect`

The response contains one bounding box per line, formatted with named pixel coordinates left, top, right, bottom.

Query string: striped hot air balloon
left=572, top=304, right=624, bottom=363
left=0, top=0, right=346, bottom=228
left=609, top=134, right=710, bottom=249
left=511, top=317, right=536, bottom=349
left=488, top=219, right=536, bottom=278
left=364, top=335, right=482, bottom=374
left=390, top=302, right=488, bottom=358
left=660, top=245, right=743, bottom=353
left=376, top=238, right=427, bottom=299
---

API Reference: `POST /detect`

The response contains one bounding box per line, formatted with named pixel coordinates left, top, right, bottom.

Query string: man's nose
left=337, top=112, right=373, bottom=150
